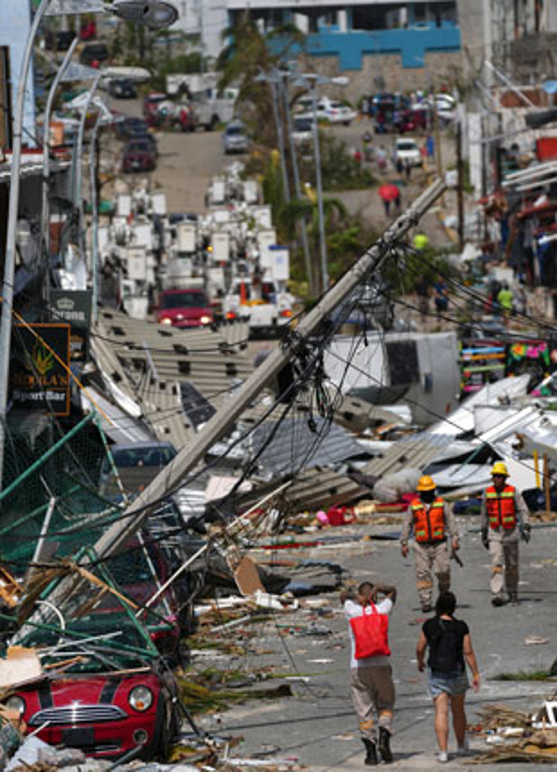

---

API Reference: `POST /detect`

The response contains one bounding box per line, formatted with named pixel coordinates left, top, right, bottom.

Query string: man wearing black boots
left=342, top=581, right=397, bottom=765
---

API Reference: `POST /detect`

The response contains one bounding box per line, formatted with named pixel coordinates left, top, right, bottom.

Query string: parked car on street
left=393, top=137, right=422, bottom=167
left=44, top=30, right=76, bottom=51
left=79, top=43, right=109, bottom=67
left=122, top=140, right=157, bottom=173
left=223, top=121, right=249, bottom=154
left=115, top=116, right=149, bottom=140
left=109, top=78, right=137, bottom=99
left=156, top=288, right=214, bottom=328
left=6, top=665, right=178, bottom=759
left=297, top=97, right=357, bottom=125
left=292, top=116, right=314, bottom=145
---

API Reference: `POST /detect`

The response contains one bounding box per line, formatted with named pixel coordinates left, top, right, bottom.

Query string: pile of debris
left=470, top=700, right=557, bottom=764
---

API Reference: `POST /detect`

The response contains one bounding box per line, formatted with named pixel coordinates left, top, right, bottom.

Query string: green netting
left=6, top=547, right=167, bottom=671
left=0, top=414, right=122, bottom=569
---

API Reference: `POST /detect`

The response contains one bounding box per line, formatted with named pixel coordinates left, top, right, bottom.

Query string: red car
left=156, top=289, right=214, bottom=328
left=122, top=140, right=157, bottom=173
left=6, top=670, right=176, bottom=760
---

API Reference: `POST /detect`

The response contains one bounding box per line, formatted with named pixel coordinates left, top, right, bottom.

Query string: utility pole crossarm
left=90, top=178, right=447, bottom=562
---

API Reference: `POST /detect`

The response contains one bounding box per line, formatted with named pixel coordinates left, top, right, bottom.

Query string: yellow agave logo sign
left=26, top=341, right=55, bottom=378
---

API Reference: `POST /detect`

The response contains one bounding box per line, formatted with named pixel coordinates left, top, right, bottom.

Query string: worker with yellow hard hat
left=401, top=475, right=460, bottom=613
left=481, top=461, right=531, bottom=607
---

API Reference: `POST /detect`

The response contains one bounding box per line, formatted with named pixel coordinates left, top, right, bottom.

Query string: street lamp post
left=0, top=0, right=179, bottom=488
left=277, top=70, right=313, bottom=294
left=73, top=74, right=102, bottom=253
left=255, top=71, right=290, bottom=202
left=41, top=35, right=79, bottom=260
left=309, top=82, right=328, bottom=294
left=89, top=105, right=116, bottom=322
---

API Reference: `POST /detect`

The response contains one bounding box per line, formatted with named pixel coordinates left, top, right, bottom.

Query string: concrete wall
left=297, top=50, right=463, bottom=102
left=0, top=0, right=36, bottom=149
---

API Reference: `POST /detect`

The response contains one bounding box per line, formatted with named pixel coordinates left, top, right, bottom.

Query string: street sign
left=49, top=290, right=92, bottom=364
left=10, top=324, right=71, bottom=416
left=45, top=0, right=106, bottom=14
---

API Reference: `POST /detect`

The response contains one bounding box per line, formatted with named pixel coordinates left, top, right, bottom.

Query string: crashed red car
left=6, top=670, right=176, bottom=759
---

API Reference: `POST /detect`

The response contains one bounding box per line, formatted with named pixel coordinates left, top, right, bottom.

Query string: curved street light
left=0, top=0, right=180, bottom=486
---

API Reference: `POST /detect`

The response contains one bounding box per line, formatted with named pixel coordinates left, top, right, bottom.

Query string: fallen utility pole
left=91, top=178, right=445, bottom=559
left=15, top=179, right=445, bottom=637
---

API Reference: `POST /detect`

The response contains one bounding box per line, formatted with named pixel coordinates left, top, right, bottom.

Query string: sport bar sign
left=10, top=324, right=71, bottom=416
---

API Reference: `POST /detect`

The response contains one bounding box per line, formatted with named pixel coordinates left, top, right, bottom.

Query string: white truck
left=222, top=278, right=293, bottom=337
left=166, top=74, right=238, bottom=131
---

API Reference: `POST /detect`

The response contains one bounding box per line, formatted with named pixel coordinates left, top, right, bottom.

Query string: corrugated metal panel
left=79, top=386, right=153, bottom=445
left=248, top=415, right=363, bottom=477
left=95, top=310, right=253, bottom=396
left=135, top=380, right=195, bottom=450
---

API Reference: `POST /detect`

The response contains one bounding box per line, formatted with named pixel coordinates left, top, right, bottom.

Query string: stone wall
left=298, top=51, right=464, bottom=104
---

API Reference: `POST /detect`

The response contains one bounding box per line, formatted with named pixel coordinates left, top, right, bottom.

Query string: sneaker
left=491, top=597, right=505, bottom=607
left=456, top=737, right=470, bottom=756
left=421, top=604, right=432, bottom=613
left=436, top=751, right=448, bottom=763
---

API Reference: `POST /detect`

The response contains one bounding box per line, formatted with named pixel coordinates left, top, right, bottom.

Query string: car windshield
left=111, top=446, right=176, bottom=468
left=294, top=119, right=312, bottom=131
left=398, top=141, right=418, bottom=150
left=226, top=126, right=245, bottom=136
left=126, top=142, right=151, bottom=153
left=161, top=291, right=209, bottom=309
left=330, top=102, right=344, bottom=109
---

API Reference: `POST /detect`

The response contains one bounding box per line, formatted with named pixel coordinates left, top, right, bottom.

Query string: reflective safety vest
left=411, top=497, right=446, bottom=543
left=486, top=485, right=517, bottom=530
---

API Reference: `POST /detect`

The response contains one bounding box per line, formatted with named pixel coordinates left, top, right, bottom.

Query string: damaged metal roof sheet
left=428, top=374, right=531, bottom=436
left=247, top=415, right=364, bottom=478
left=95, top=309, right=253, bottom=390
left=79, top=385, right=153, bottom=444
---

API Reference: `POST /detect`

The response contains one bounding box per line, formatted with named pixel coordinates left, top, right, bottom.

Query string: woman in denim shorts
left=416, top=592, right=480, bottom=763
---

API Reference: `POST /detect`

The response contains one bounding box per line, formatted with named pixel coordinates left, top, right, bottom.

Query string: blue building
left=0, top=0, right=37, bottom=150
left=227, top=1, right=461, bottom=96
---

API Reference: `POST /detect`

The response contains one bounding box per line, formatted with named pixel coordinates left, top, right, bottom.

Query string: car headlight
left=6, top=695, right=25, bottom=715
left=129, top=685, right=153, bottom=712
left=200, top=315, right=212, bottom=325
left=160, top=317, right=173, bottom=325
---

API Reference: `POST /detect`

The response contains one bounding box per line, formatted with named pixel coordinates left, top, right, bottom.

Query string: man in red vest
left=481, top=462, right=531, bottom=606
left=400, top=476, right=460, bottom=613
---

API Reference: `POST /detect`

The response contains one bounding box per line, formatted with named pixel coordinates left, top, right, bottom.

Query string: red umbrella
left=378, top=183, right=400, bottom=201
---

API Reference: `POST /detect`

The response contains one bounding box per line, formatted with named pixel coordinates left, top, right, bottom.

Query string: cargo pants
left=489, top=534, right=519, bottom=600
left=414, top=540, right=450, bottom=609
left=350, top=665, right=395, bottom=741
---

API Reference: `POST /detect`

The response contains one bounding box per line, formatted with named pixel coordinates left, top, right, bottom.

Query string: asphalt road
left=193, top=517, right=556, bottom=771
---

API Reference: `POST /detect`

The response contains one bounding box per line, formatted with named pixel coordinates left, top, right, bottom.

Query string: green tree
left=216, top=18, right=304, bottom=147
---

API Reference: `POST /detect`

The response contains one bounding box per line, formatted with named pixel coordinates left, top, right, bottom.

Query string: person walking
left=342, top=581, right=397, bottom=765
left=481, top=462, right=531, bottom=606
left=401, top=476, right=460, bottom=613
left=416, top=591, right=480, bottom=763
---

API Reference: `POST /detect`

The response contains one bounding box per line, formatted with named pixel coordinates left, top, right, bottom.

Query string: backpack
left=428, top=619, right=463, bottom=673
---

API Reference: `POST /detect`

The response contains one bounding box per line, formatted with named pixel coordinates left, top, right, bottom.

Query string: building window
left=352, top=4, right=407, bottom=31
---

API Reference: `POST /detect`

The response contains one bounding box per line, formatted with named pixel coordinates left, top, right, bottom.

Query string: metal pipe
left=89, top=109, right=103, bottom=322
left=0, top=0, right=52, bottom=491
left=73, top=72, right=101, bottom=253
left=41, top=36, right=79, bottom=260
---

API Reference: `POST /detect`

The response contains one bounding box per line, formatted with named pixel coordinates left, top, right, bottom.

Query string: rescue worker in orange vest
left=480, top=462, right=530, bottom=607
left=400, top=476, right=460, bottom=613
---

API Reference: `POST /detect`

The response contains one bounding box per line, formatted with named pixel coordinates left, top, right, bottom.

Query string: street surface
left=196, top=517, right=556, bottom=771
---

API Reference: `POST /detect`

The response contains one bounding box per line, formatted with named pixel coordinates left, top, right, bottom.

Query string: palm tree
left=279, top=195, right=349, bottom=293
left=216, top=18, right=304, bottom=147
